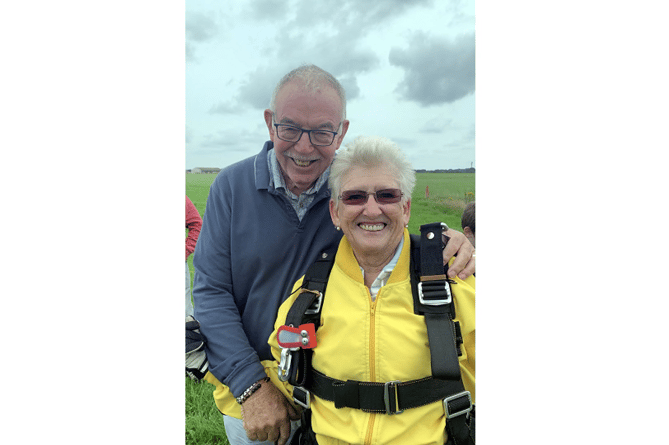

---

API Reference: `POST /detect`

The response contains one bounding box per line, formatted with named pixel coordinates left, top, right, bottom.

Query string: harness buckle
left=418, top=280, right=452, bottom=306
left=278, top=348, right=292, bottom=382
left=443, top=391, right=472, bottom=419
left=302, top=289, right=323, bottom=315
left=292, top=386, right=311, bottom=409
left=383, top=381, right=403, bottom=415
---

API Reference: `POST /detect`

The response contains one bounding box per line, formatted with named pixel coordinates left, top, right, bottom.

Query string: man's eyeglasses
left=273, top=123, right=339, bottom=146
left=339, top=189, right=403, bottom=205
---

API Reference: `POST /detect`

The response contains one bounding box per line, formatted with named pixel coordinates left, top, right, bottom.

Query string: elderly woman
left=269, top=136, right=475, bottom=445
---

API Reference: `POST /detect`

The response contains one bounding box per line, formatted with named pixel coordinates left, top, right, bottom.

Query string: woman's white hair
left=329, top=136, right=416, bottom=205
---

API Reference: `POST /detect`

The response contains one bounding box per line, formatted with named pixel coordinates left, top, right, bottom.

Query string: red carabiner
left=277, top=323, right=317, bottom=349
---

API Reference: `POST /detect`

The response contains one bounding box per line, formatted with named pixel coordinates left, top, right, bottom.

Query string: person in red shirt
left=186, top=196, right=202, bottom=318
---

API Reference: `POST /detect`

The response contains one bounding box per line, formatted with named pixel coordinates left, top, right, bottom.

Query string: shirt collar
left=365, top=236, right=404, bottom=300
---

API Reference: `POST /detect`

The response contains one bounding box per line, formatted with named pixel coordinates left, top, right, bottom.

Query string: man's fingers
left=286, top=400, right=300, bottom=420
left=265, top=428, right=279, bottom=444
left=249, top=430, right=269, bottom=442
left=457, top=256, right=475, bottom=280
left=448, top=245, right=473, bottom=279
left=276, top=419, right=292, bottom=445
left=442, top=229, right=463, bottom=268
left=442, top=228, right=476, bottom=280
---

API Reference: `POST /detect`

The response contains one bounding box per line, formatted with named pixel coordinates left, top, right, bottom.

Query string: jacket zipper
left=364, top=296, right=378, bottom=445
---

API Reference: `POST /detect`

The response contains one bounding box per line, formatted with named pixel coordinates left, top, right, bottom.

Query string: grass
left=407, top=172, right=475, bottom=234
left=184, top=171, right=474, bottom=444
left=186, top=377, right=229, bottom=445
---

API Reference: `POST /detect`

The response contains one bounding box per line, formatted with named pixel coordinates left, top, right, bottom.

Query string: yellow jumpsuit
left=269, top=230, right=475, bottom=445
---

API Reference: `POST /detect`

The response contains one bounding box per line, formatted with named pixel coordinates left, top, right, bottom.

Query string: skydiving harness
left=277, top=223, right=475, bottom=445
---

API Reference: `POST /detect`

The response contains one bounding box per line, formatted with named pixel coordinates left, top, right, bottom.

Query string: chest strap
left=306, top=368, right=471, bottom=417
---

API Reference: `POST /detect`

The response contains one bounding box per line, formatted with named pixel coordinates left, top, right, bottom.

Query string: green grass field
left=184, top=171, right=474, bottom=444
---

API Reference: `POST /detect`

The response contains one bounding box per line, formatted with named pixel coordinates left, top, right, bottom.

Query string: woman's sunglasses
left=339, top=188, right=403, bottom=205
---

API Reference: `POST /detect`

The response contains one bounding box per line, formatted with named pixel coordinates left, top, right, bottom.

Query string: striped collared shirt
left=268, top=148, right=330, bottom=221
left=365, top=237, right=404, bottom=301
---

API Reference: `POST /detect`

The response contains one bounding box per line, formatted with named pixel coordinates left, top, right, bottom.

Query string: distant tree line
left=415, top=168, right=475, bottom=174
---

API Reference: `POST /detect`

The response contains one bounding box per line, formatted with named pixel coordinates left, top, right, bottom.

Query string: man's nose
left=293, top=131, right=314, bottom=152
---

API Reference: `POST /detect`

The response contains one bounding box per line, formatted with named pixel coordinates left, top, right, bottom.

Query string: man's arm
left=192, top=181, right=267, bottom=397
left=442, top=227, right=475, bottom=280
left=194, top=174, right=300, bottom=444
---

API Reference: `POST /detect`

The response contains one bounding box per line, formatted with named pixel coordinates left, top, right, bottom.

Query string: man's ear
left=334, top=119, right=350, bottom=149
left=463, top=226, right=475, bottom=247
left=264, top=109, right=275, bottom=140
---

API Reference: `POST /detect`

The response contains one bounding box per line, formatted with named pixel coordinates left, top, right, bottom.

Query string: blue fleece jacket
left=193, top=142, right=342, bottom=398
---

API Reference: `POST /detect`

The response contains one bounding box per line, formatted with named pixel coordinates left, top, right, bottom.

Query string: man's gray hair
left=269, top=64, right=347, bottom=120
left=329, top=136, right=416, bottom=205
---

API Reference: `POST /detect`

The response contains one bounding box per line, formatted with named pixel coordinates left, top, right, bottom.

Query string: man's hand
left=442, top=228, right=475, bottom=280
left=241, top=380, right=300, bottom=445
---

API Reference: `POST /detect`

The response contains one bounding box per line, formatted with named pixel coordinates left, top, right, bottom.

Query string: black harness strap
left=411, top=223, right=474, bottom=444
left=283, top=247, right=337, bottom=388
left=410, top=223, right=463, bottom=380
left=309, top=368, right=466, bottom=414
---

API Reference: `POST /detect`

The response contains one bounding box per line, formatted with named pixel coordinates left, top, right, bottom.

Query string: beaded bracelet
left=236, top=377, right=270, bottom=405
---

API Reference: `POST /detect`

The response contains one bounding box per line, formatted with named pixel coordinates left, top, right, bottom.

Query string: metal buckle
left=293, top=386, right=310, bottom=409
left=383, top=381, right=403, bottom=415
left=278, top=348, right=292, bottom=382
left=443, top=391, right=472, bottom=419
left=302, top=290, right=323, bottom=315
left=418, top=281, right=452, bottom=306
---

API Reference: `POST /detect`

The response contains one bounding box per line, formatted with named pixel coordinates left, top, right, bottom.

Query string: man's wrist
left=236, top=377, right=270, bottom=405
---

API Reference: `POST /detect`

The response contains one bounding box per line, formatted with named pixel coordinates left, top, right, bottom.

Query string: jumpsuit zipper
left=364, top=293, right=378, bottom=445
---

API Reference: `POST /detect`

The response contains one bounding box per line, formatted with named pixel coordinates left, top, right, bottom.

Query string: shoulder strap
left=411, top=223, right=473, bottom=444
left=410, top=223, right=463, bottom=380
left=280, top=245, right=337, bottom=389
left=285, top=247, right=336, bottom=327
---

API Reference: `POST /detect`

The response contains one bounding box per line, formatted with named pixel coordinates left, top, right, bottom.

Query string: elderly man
left=192, top=64, right=475, bottom=445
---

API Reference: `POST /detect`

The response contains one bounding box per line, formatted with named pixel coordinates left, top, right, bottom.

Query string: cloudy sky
left=186, top=0, right=475, bottom=171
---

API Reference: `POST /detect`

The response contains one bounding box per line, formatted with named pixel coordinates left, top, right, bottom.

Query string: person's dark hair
left=461, top=202, right=475, bottom=234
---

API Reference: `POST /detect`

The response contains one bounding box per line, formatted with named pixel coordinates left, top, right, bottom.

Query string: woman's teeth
left=359, top=223, right=385, bottom=231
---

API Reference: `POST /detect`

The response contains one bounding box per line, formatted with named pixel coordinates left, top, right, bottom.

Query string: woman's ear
left=402, top=199, right=411, bottom=227
left=329, top=199, right=340, bottom=228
